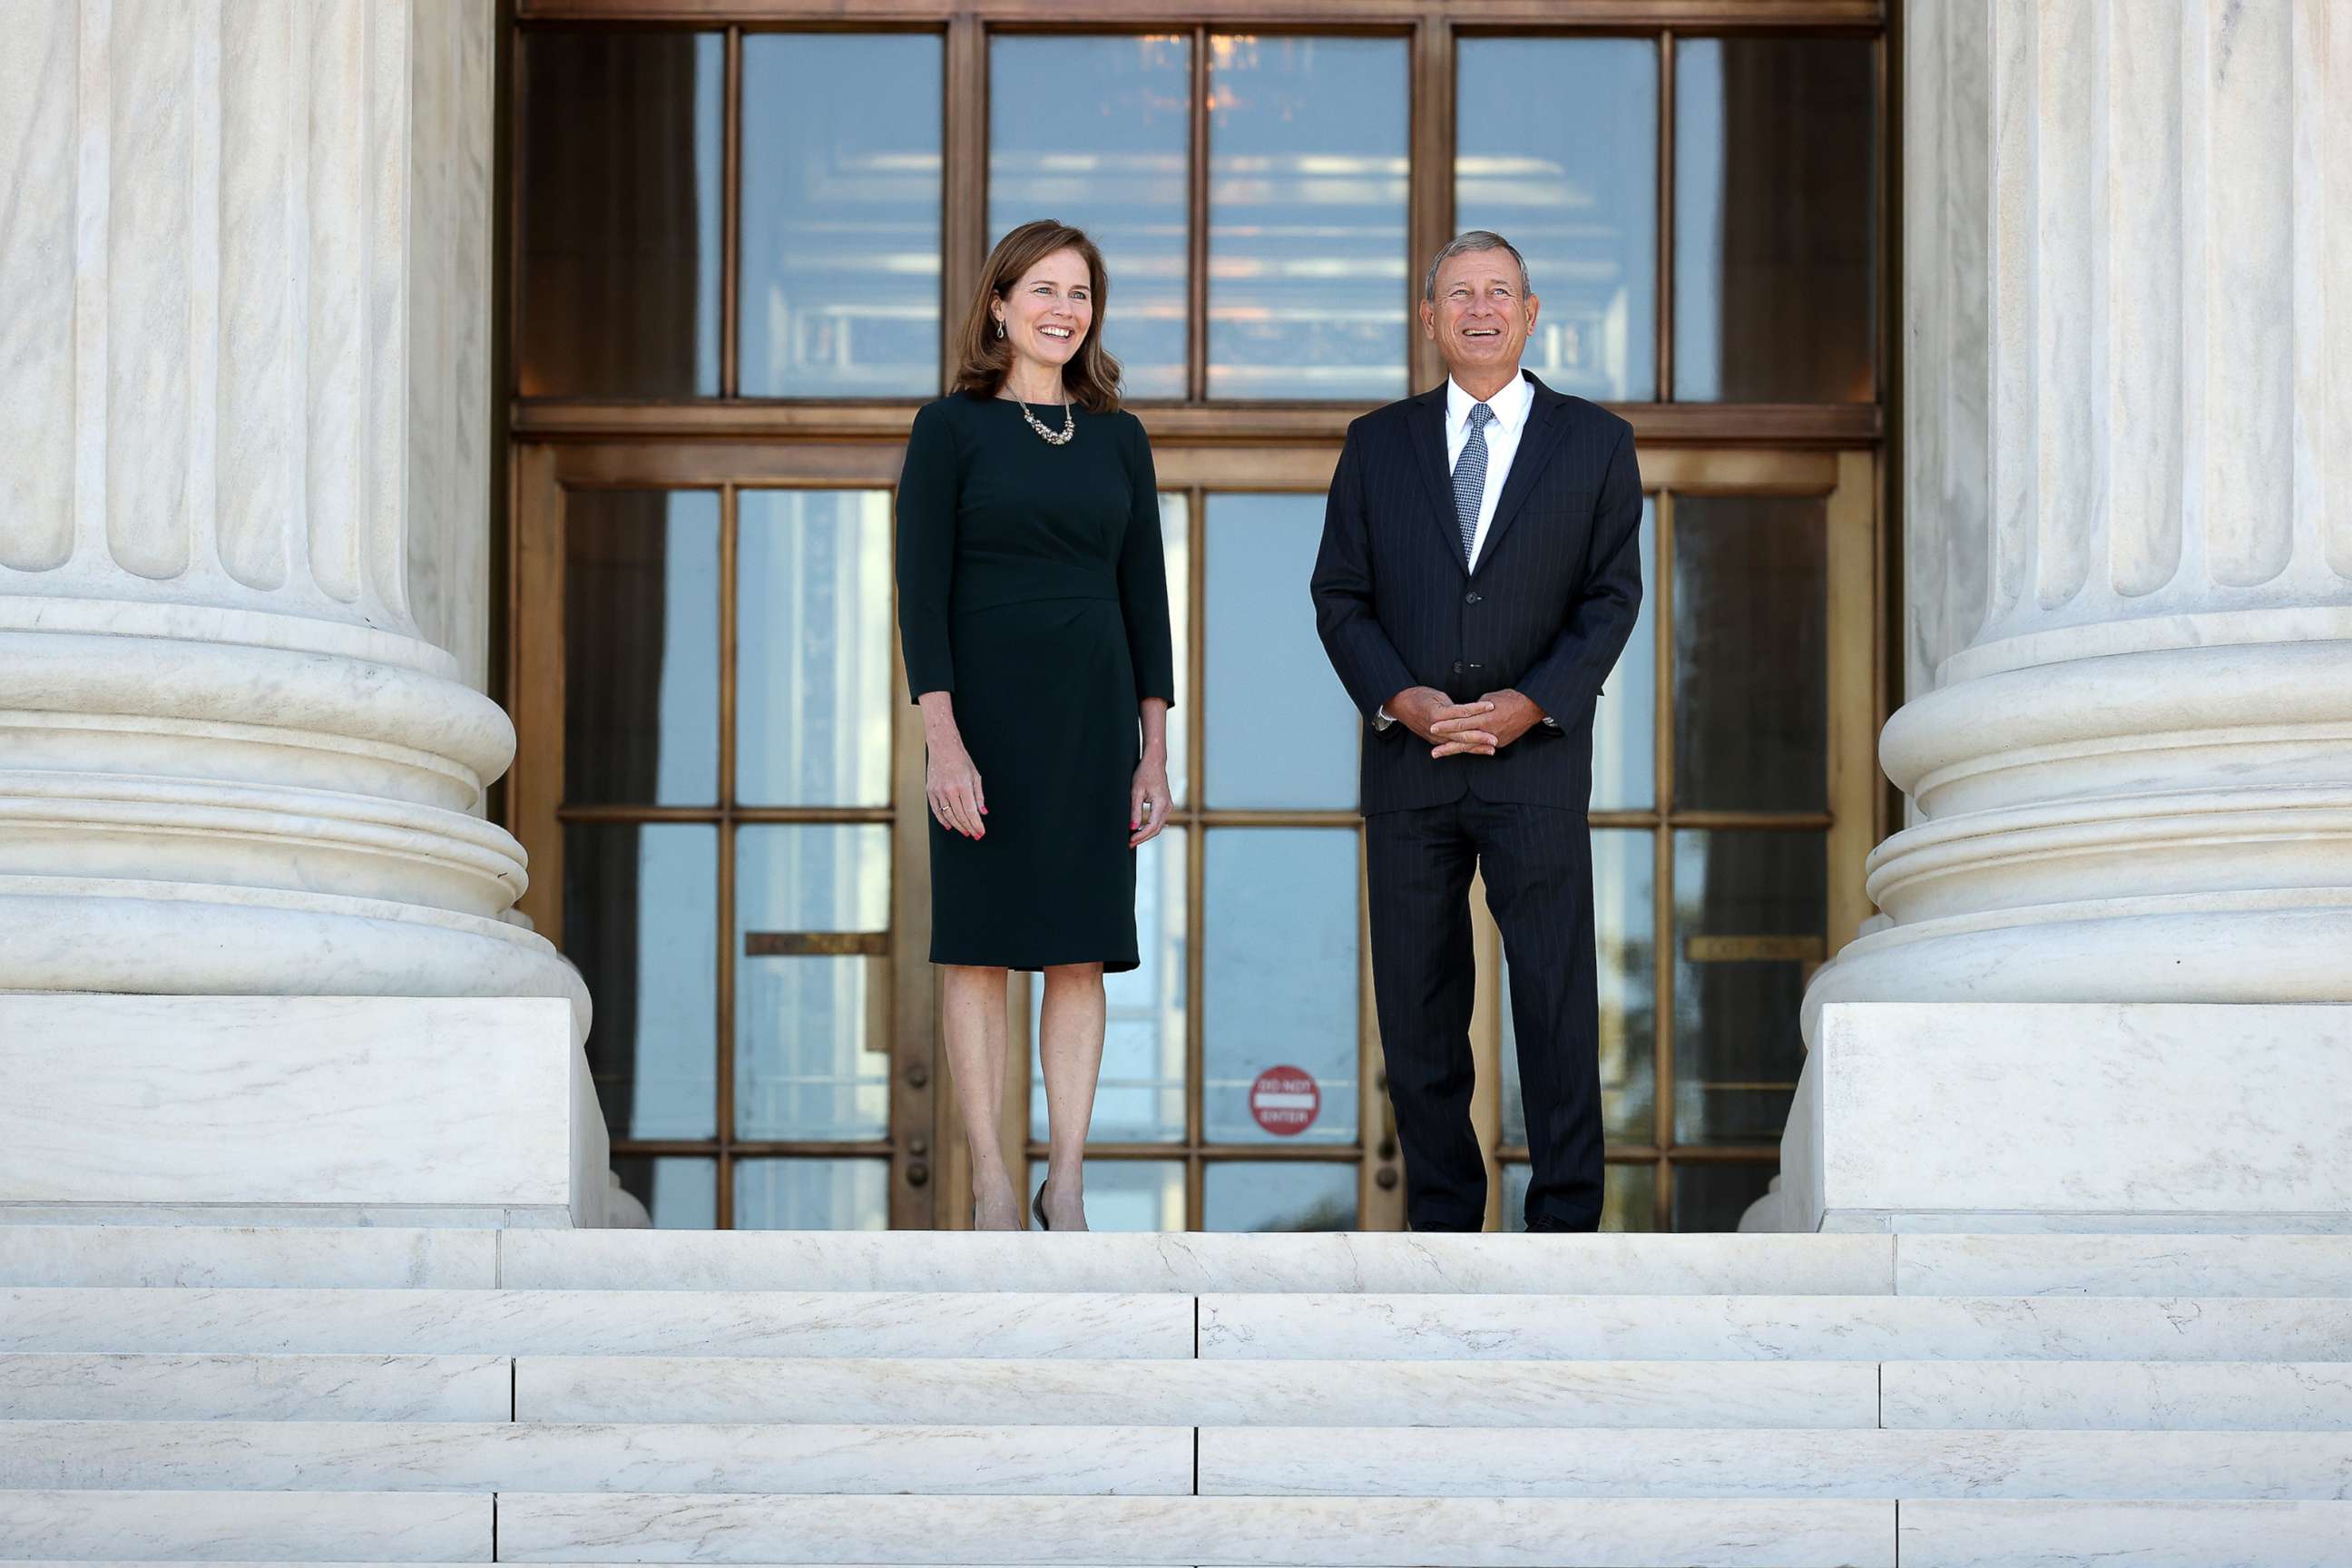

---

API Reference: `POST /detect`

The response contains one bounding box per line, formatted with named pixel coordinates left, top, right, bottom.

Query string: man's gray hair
left=1422, top=230, right=1531, bottom=302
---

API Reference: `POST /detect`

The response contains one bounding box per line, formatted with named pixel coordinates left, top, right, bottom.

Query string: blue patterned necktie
left=1453, top=402, right=1495, bottom=566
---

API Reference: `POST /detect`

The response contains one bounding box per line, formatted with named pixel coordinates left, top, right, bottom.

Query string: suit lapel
left=1406, top=384, right=1467, bottom=576
left=1475, top=371, right=1569, bottom=572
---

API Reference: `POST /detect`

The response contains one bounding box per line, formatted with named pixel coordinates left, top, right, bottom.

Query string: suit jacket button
left=1465, top=593, right=1482, bottom=604
left=1451, top=661, right=1465, bottom=674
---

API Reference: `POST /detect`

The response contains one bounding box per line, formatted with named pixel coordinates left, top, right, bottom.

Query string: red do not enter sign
left=1250, top=1064, right=1321, bottom=1136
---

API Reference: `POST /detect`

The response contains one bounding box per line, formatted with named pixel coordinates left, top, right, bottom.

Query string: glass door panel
left=1455, top=37, right=1659, bottom=402
left=988, top=34, right=1192, bottom=398
left=740, top=34, right=945, bottom=397
left=1207, top=36, right=1409, bottom=400
left=563, top=491, right=720, bottom=807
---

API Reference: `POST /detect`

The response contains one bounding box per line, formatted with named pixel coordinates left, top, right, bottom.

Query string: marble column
left=1766, top=0, right=2352, bottom=1230
left=0, top=0, right=583, bottom=1024
left=1, top=2, right=609, bottom=1222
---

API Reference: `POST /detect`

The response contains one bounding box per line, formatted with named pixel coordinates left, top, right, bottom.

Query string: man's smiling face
left=1420, top=248, right=1539, bottom=385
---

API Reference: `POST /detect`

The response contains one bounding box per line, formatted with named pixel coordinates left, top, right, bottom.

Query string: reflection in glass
left=1033, top=828, right=1187, bottom=1144
left=734, top=825, right=892, bottom=1141
left=738, top=491, right=895, bottom=807
left=519, top=31, right=721, bottom=397
left=1501, top=829, right=1656, bottom=1147
left=1675, top=38, right=1877, bottom=402
left=1208, top=36, right=1409, bottom=400
left=1591, top=501, right=1657, bottom=810
left=563, top=824, right=718, bottom=1141
left=1160, top=495, right=1193, bottom=806
left=1455, top=38, right=1657, bottom=401
left=1204, top=1162, right=1357, bottom=1231
left=741, top=34, right=942, bottom=397
left=611, top=1155, right=718, bottom=1229
left=990, top=35, right=1191, bottom=399
left=1671, top=1161, right=1779, bottom=1231
left=564, top=491, right=719, bottom=806
left=1206, top=495, right=1357, bottom=809
left=1672, top=829, right=1824, bottom=1146
left=736, top=1158, right=889, bottom=1230
left=1203, top=828, right=1358, bottom=1145
left=1672, top=495, right=1828, bottom=812
left=1030, top=1160, right=1185, bottom=1231
left=1504, top=1161, right=1655, bottom=1232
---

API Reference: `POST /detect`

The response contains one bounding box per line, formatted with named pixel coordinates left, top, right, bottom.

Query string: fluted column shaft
left=0, top=0, right=582, bottom=1022
left=1811, top=0, right=2352, bottom=1030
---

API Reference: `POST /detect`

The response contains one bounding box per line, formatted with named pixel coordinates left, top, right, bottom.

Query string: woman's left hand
left=1129, top=754, right=1172, bottom=848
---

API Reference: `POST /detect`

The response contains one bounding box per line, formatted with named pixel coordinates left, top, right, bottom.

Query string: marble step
left=0, top=1422, right=1189, bottom=1495
left=0, top=1229, right=494, bottom=1290
left=1889, top=1235, right=2352, bottom=1298
left=1883, top=1360, right=2352, bottom=1431
left=8, top=1422, right=2347, bottom=1502
left=0, top=1354, right=511, bottom=1422
left=7, top=1227, right=2344, bottom=1298
left=491, top=1494, right=1894, bottom=1566
left=1193, top=1426, right=2352, bottom=1499
left=1896, top=1499, right=2352, bottom=1567
left=1196, top=1292, right=2352, bottom=1361
left=0, top=1489, right=488, bottom=1561
left=496, top=1230, right=1896, bottom=1295
left=514, top=1354, right=1879, bottom=1427
left=0, top=1289, right=1192, bottom=1358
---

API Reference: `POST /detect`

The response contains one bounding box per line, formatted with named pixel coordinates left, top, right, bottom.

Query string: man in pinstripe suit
left=1311, top=230, right=1645, bottom=1233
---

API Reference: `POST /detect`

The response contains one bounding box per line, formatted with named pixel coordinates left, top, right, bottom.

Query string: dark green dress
left=895, top=393, right=1176, bottom=973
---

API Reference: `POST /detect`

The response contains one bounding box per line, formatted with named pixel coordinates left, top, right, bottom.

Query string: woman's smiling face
left=994, top=247, right=1094, bottom=370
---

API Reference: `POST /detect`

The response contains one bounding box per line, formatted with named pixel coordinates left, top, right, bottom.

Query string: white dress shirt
left=1373, top=371, right=1555, bottom=732
left=1447, top=370, right=1534, bottom=573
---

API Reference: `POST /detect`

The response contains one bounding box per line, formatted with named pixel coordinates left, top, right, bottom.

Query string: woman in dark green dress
left=896, top=220, right=1176, bottom=1232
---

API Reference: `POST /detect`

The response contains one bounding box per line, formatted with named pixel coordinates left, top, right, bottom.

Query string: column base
left=0, top=995, right=612, bottom=1229
left=1750, top=1002, right=2352, bottom=1234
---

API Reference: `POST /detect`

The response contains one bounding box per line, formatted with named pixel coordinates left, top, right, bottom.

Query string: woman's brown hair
left=950, top=220, right=1123, bottom=413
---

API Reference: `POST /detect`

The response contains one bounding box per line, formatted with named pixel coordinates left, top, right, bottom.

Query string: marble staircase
left=1, top=1229, right=2347, bottom=1565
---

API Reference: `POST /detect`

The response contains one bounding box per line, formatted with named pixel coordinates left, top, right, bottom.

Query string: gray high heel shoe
left=1032, top=1182, right=1052, bottom=1231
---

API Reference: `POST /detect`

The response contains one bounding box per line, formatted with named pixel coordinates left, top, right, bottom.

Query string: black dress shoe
left=1524, top=1213, right=1601, bottom=1233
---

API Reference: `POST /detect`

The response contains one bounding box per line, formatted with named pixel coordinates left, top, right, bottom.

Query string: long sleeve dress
left=894, top=393, right=1177, bottom=973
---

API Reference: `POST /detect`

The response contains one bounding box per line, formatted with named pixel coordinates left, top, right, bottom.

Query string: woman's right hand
left=927, top=739, right=987, bottom=839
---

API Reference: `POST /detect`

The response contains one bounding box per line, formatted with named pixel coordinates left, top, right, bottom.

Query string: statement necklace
left=1014, top=395, right=1076, bottom=446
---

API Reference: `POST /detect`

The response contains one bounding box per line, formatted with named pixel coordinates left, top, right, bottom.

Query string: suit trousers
left=1365, top=792, right=1604, bottom=1232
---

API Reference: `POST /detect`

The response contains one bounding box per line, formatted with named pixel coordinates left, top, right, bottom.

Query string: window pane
left=1205, top=495, right=1357, bottom=808
left=519, top=31, right=721, bottom=397
left=1672, top=829, right=1824, bottom=1147
left=611, top=1155, right=718, bottom=1229
left=990, top=35, right=1191, bottom=399
left=1455, top=38, right=1657, bottom=401
left=1029, top=1159, right=1185, bottom=1231
left=734, top=825, right=892, bottom=1141
left=738, top=491, right=895, bottom=808
left=564, top=491, right=719, bottom=806
left=1674, top=38, right=1877, bottom=402
left=1032, top=828, right=1187, bottom=1144
left=1671, top=1161, right=1779, bottom=1232
left=1501, top=828, right=1656, bottom=1149
left=563, top=824, right=717, bottom=1141
left=1208, top=36, right=1408, bottom=400
left=1592, top=500, right=1657, bottom=811
left=1204, top=1162, right=1357, bottom=1231
left=1503, top=1161, right=1655, bottom=1232
left=1671, top=495, right=1828, bottom=812
left=736, top=1158, right=888, bottom=1230
left=1203, top=828, right=1359, bottom=1145
left=741, top=34, right=942, bottom=397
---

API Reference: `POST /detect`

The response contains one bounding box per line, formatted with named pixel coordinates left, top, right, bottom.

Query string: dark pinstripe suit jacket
left=1310, top=370, right=1645, bottom=817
